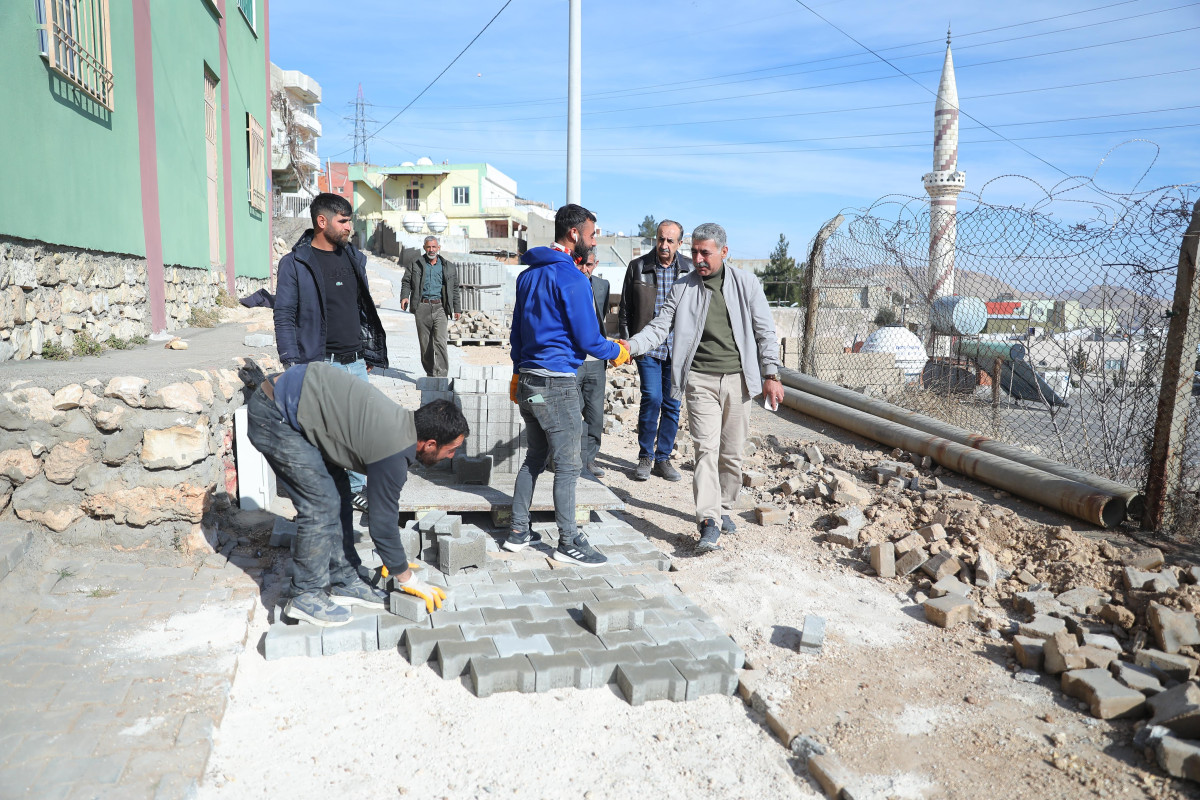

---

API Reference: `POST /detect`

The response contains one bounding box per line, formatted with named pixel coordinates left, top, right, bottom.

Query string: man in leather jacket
left=618, top=220, right=692, bottom=483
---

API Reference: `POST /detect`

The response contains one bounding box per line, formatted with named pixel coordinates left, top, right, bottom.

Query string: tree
left=874, top=307, right=899, bottom=326
left=271, top=90, right=318, bottom=201
left=637, top=215, right=658, bottom=239
left=760, top=233, right=804, bottom=305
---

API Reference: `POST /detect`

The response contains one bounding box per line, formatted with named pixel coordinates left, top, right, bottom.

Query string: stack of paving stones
left=262, top=510, right=743, bottom=706
left=447, top=310, right=507, bottom=343
left=418, top=367, right=528, bottom=482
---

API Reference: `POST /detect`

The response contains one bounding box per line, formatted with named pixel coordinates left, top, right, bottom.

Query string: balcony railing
left=292, top=107, right=321, bottom=136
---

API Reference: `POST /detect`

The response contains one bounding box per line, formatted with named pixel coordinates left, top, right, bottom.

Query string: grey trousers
left=576, top=359, right=606, bottom=467
left=414, top=301, right=449, bottom=377
left=683, top=370, right=750, bottom=524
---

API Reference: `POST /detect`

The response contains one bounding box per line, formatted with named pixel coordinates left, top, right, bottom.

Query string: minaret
left=923, top=28, right=966, bottom=305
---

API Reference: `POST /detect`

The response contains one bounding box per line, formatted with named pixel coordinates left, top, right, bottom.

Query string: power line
left=327, top=0, right=514, bottom=159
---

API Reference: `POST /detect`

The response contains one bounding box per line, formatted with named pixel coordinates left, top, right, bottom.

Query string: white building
left=270, top=64, right=322, bottom=217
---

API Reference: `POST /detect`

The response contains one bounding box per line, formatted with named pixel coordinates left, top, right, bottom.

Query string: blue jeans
left=246, top=388, right=360, bottom=597
left=324, top=357, right=368, bottom=494
left=635, top=355, right=681, bottom=462
left=511, top=374, right=581, bottom=542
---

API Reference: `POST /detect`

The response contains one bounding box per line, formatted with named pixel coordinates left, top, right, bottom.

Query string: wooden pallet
left=448, top=338, right=506, bottom=346
left=398, top=471, right=624, bottom=522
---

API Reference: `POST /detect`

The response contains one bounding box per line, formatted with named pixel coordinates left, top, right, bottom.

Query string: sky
left=268, top=0, right=1200, bottom=258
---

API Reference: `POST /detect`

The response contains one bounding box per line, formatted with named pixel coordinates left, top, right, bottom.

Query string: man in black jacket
left=400, top=236, right=461, bottom=377
left=618, top=219, right=692, bottom=483
left=274, top=193, right=388, bottom=513
left=576, top=250, right=609, bottom=478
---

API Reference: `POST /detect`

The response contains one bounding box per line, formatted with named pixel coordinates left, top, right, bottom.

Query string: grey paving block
left=513, top=618, right=580, bottom=638
left=528, top=651, right=590, bottom=691
left=492, top=633, right=554, bottom=658
left=321, top=613, right=379, bottom=655
left=433, top=515, right=462, bottom=538
left=460, top=621, right=516, bottom=641
left=435, top=639, right=499, bottom=679
left=685, top=637, right=746, bottom=669
left=527, top=606, right=576, bottom=622
left=644, top=622, right=703, bottom=645
left=671, top=657, right=739, bottom=700
left=481, top=606, right=536, bottom=624
left=269, top=518, right=297, bottom=549
left=582, top=599, right=645, bottom=635
left=404, top=627, right=465, bottom=665
left=563, top=577, right=611, bottom=592
left=417, top=509, right=447, bottom=532
left=598, top=629, right=654, bottom=648
left=388, top=591, right=431, bottom=623
left=582, top=644, right=643, bottom=686
left=429, top=609, right=485, bottom=628
left=438, top=530, right=487, bottom=576
left=400, top=527, right=422, bottom=562
left=635, top=642, right=694, bottom=664
left=545, top=632, right=608, bottom=656
left=544, top=590, right=594, bottom=608
left=503, top=591, right=552, bottom=609
left=451, top=594, right=508, bottom=611
left=472, top=582, right=522, bottom=598
left=616, top=661, right=687, bottom=705
left=263, top=619, right=322, bottom=660
left=591, top=586, right=643, bottom=602
left=378, top=615, right=430, bottom=651
left=799, top=615, right=826, bottom=654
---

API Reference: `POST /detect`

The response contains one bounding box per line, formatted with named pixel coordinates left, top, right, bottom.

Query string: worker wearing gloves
left=505, top=204, right=630, bottom=566
left=247, top=361, right=468, bottom=626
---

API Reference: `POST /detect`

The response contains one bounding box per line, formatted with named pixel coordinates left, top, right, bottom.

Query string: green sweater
left=691, top=267, right=743, bottom=375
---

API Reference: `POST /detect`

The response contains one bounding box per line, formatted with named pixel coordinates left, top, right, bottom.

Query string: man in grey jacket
left=622, top=223, right=784, bottom=553
left=400, top=236, right=461, bottom=377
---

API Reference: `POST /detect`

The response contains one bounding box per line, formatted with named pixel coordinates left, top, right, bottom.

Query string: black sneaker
left=284, top=591, right=352, bottom=627
left=632, top=457, right=653, bottom=481
left=652, top=460, right=682, bottom=482
left=502, top=529, right=541, bottom=552
left=696, top=519, right=722, bottom=553
left=351, top=491, right=369, bottom=513
left=720, top=514, right=737, bottom=534
left=554, top=533, right=608, bottom=566
left=329, top=578, right=388, bottom=608
left=587, top=461, right=606, bottom=478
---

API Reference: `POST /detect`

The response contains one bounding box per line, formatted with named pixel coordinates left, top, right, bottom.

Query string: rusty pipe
left=779, top=385, right=1126, bottom=528
left=780, top=367, right=1143, bottom=520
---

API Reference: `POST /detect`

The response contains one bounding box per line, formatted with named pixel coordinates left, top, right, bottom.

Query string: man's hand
left=453, top=312, right=461, bottom=321
left=763, top=376, right=785, bottom=410
left=609, top=339, right=631, bottom=367
left=400, top=298, right=410, bottom=312
left=509, top=374, right=519, bottom=404
left=396, top=574, right=446, bottom=613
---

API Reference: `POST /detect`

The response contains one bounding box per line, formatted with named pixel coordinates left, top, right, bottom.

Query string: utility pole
left=566, top=0, right=581, bottom=205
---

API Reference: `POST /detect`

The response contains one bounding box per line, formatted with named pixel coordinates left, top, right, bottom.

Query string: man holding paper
left=621, top=223, right=783, bottom=554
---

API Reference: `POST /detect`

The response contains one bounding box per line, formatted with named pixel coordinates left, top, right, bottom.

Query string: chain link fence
left=777, top=174, right=1199, bottom=534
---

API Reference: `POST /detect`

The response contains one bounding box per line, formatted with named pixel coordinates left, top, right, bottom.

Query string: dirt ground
left=199, top=341, right=1196, bottom=800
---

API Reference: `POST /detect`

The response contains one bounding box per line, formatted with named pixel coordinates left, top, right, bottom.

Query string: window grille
left=453, top=186, right=470, bottom=205
left=237, top=0, right=255, bottom=30
left=40, top=0, right=115, bottom=111
left=247, top=114, right=266, bottom=212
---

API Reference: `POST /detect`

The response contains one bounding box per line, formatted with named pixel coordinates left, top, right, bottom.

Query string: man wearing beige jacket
left=623, top=223, right=784, bottom=553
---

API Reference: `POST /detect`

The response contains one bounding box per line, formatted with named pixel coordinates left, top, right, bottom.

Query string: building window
left=38, top=0, right=115, bottom=111
left=247, top=113, right=266, bottom=212
left=237, top=0, right=255, bottom=31
left=1104, top=359, right=1125, bottom=372
left=452, top=186, right=470, bottom=205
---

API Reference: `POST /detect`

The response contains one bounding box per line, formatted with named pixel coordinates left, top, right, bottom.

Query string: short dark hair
left=658, top=219, right=684, bottom=240
left=414, top=399, right=470, bottom=446
left=310, top=192, right=352, bottom=229
left=554, top=204, right=597, bottom=241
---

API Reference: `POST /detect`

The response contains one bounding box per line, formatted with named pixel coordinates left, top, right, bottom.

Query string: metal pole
left=779, top=385, right=1126, bottom=528
left=1143, top=199, right=1200, bottom=530
left=801, top=214, right=843, bottom=375
left=566, top=0, right=582, bottom=205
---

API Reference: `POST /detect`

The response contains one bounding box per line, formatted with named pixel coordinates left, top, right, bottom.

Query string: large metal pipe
left=780, top=367, right=1143, bottom=519
left=566, top=0, right=582, bottom=205
left=780, top=384, right=1126, bottom=528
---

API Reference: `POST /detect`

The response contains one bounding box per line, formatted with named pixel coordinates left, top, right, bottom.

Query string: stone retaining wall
left=0, top=356, right=277, bottom=549
left=0, top=236, right=270, bottom=362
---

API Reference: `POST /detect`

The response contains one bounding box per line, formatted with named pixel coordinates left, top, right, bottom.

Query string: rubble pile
left=448, top=310, right=507, bottom=342
left=744, top=435, right=1200, bottom=784
left=601, top=363, right=639, bottom=435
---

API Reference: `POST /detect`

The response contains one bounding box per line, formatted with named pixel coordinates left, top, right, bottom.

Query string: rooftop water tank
left=426, top=211, right=447, bottom=233
left=401, top=212, right=424, bottom=233
left=930, top=296, right=987, bottom=336
left=416, top=156, right=434, bottom=166
left=861, top=326, right=928, bottom=381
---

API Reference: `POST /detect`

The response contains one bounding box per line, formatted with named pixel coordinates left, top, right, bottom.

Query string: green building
left=0, top=0, right=272, bottom=360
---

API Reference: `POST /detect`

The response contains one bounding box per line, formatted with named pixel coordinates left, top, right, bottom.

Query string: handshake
left=609, top=339, right=631, bottom=367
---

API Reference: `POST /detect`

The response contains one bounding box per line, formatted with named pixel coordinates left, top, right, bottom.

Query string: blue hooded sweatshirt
left=511, top=246, right=620, bottom=373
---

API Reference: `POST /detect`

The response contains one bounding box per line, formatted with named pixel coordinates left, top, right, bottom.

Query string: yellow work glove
left=609, top=339, right=631, bottom=368
left=397, top=574, right=447, bottom=613
left=379, top=564, right=421, bottom=579
left=509, top=374, right=519, bottom=404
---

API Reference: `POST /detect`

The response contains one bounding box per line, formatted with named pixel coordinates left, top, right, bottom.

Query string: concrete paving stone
left=1147, top=682, right=1200, bottom=738
left=562, top=577, right=611, bottom=592
left=598, top=628, right=654, bottom=648
left=435, top=639, right=499, bottom=679
left=1013, top=635, right=1045, bottom=671
left=895, top=547, right=928, bottom=577
left=920, top=552, right=962, bottom=580
left=153, top=773, right=202, bottom=800
left=432, top=515, right=462, bottom=538
left=544, top=633, right=608, bottom=656
left=635, top=641, right=695, bottom=664
left=378, top=615, right=430, bottom=650
left=616, top=661, right=687, bottom=705
left=799, top=615, right=826, bottom=653
left=513, top=618, right=579, bottom=638
left=449, top=594, right=507, bottom=611
left=503, top=591, right=551, bottom=609
left=7, top=645, right=89, bottom=669
left=580, top=644, right=643, bottom=686
left=417, top=510, right=447, bottom=532
left=807, top=753, right=852, bottom=799
left=469, top=655, right=537, bottom=698
left=459, top=621, right=517, bottom=641
left=481, top=607, right=536, bottom=624
left=1062, top=668, right=1146, bottom=719
left=591, top=586, right=643, bottom=602
left=923, top=595, right=976, bottom=628
left=471, top=582, right=521, bottom=597
left=526, top=606, right=575, bottom=622
left=387, top=591, right=431, bottom=623
left=1135, top=649, right=1200, bottom=682
left=429, top=609, right=485, bottom=628
left=0, top=758, right=53, bottom=796
left=492, top=633, right=554, bottom=658
left=1018, top=614, right=1067, bottom=640
left=683, top=637, right=745, bottom=669
left=1154, top=735, right=1200, bottom=781
left=404, top=627, right=465, bottom=665
left=671, top=657, right=739, bottom=700
left=582, top=599, right=644, bottom=635
left=442, top=569, right=494, bottom=586
left=528, top=651, right=591, bottom=691
left=543, top=589, right=594, bottom=608
left=1110, top=660, right=1166, bottom=695
left=515, top=579, right=560, bottom=594
left=263, top=619, right=322, bottom=660
left=7, top=729, right=102, bottom=768
left=31, top=752, right=128, bottom=787
left=645, top=623, right=704, bottom=645
left=53, top=678, right=132, bottom=707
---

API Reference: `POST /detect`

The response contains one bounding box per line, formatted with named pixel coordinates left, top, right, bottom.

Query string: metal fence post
left=801, top=214, right=844, bottom=375
left=1143, top=199, right=1200, bottom=530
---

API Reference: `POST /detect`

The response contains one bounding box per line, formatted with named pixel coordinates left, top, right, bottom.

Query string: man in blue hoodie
left=505, top=205, right=630, bottom=565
